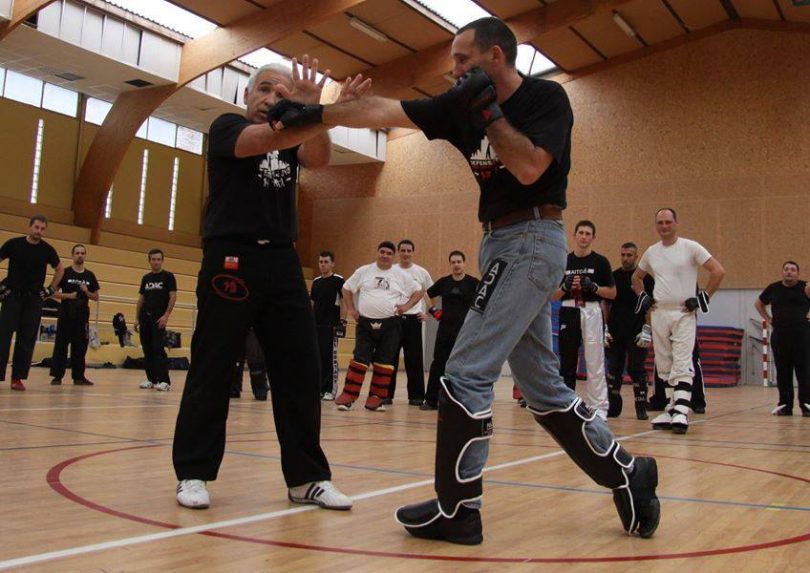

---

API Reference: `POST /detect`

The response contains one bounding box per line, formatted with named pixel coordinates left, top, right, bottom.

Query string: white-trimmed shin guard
left=433, top=377, right=493, bottom=519
left=671, top=379, right=692, bottom=416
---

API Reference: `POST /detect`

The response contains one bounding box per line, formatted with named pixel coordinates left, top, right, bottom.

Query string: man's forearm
left=322, top=96, right=415, bottom=130
left=486, top=119, right=553, bottom=186
left=705, top=270, right=725, bottom=297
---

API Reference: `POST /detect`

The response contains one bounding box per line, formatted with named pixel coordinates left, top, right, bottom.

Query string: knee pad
left=370, top=362, right=395, bottom=398
left=528, top=398, right=633, bottom=489
left=435, top=377, right=493, bottom=517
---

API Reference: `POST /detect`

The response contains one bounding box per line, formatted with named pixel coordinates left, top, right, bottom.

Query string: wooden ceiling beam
left=0, top=0, right=57, bottom=42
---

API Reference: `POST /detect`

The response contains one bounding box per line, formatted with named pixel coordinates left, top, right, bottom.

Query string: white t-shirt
left=343, top=263, right=422, bottom=319
left=638, top=237, right=712, bottom=304
left=394, top=263, right=433, bottom=315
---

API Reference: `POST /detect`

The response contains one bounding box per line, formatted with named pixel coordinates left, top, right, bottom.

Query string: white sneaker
left=139, top=380, right=154, bottom=389
left=155, top=382, right=171, bottom=392
left=651, top=412, right=672, bottom=430
left=670, top=412, right=689, bottom=434
left=288, top=480, right=352, bottom=510
left=322, top=392, right=335, bottom=401
left=176, top=479, right=209, bottom=509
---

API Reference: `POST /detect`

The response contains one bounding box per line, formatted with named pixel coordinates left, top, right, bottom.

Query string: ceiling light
left=612, top=11, right=637, bottom=38
left=349, top=17, right=388, bottom=42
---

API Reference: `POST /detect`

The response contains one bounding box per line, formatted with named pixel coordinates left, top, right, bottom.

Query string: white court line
left=0, top=404, right=176, bottom=413
left=0, top=424, right=671, bottom=570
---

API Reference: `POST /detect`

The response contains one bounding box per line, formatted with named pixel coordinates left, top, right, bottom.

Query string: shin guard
left=434, top=377, right=493, bottom=517
left=607, top=373, right=623, bottom=418
left=337, top=360, right=368, bottom=404
left=370, top=362, right=395, bottom=399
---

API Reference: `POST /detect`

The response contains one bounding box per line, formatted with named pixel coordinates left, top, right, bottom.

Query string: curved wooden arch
left=73, top=0, right=367, bottom=238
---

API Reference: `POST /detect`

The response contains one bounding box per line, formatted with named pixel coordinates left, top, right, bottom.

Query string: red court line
left=46, top=445, right=810, bottom=563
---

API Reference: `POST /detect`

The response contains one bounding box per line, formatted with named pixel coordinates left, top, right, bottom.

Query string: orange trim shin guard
left=370, top=362, right=395, bottom=399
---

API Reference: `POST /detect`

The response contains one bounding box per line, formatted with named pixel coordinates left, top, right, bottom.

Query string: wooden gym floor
left=1, top=368, right=808, bottom=572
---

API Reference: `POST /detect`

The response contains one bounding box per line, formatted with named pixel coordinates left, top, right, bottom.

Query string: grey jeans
left=444, top=218, right=618, bottom=480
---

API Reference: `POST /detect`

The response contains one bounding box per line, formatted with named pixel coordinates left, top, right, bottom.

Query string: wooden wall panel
left=0, top=98, right=38, bottom=203
left=303, top=28, right=810, bottom=289
left=173, top=150, right=204, bottom=236
left=142, top=146, right=174, bottom=230
left=38, top=109, right=79, bottom=210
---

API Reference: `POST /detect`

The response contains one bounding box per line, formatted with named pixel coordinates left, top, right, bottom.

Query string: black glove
left=684, top=290, right=710, bottom=313
left=335, top=319, right=347, bottom=339
left=0, top=283, right=10, bottom=302
left=267, top=100, right=324, bottom=130
left=561, top=274, right=576, bottom=293
left=635, top=292, right=655, bottom=315
left=580, top=276, right=599, bottom=295
left=448, top=68, right=503, bottom=129
left=39, top=286, right=55, bottom=300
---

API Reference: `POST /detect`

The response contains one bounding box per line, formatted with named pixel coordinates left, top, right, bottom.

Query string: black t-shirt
left=0, top=236, right=60, bottom=291
left=204, top=113, right=301, bottom=243
left=401, top=76, right=573, bottom=222
left=560, top=251, right=614, bottom=303
left=59, top=267, right=100, bottom=316
left=608, top=268, right=654, bottom=335
left=139, top=270, right=177, bottom=316
left=427, top=274, right=479, bottom=335
left=310, top=274, right=344, bottom=326
left=759, top=281, right=810, bottom=328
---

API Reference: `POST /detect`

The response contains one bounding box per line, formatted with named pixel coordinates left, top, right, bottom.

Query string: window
left=42, top=83, right=79, bottom=117
left=176, top=126, right=203, bottom=155
left=30, top=119, right=45, bottom=204
left=85, top=97, right=112, bottom=125
left=0, top=67, right=6, bottom=96
left=168, top=157, right=179, bottom=230
left=147, top=116, right=177, bottom=147
left=104, top=185, right=114, bottom=218
left=137, top=149, right=149, bottom=225
left=4, top=70, right=43, bottom=107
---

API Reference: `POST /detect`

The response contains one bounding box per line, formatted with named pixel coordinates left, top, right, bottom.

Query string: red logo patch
left=211, top=274, right=249, bottom=301
left=224, top=256, right=239, bottom=271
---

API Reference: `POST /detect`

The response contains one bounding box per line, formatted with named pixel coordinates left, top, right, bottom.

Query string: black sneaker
left=382, top=398, right=393, bottom=405
left=395, top=499, right=482, bottom=545
left=692, top=405, right=706, bottom=414
left=253, top=392, right=268, bottom=401
left=613, top=457, right=660, bottom=538
left=50, top=378, right=62, bottom=386
left=646, top=401, right=666, bottom=412
left=635, top=406, right=649, bottom=421
left=408, top=399, right=424, bottom=406
left=73, top=379, right=94, bottom=386
left=419, top=401, right=438, bottom=411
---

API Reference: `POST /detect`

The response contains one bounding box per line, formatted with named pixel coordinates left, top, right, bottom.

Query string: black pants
left=0, top=293, right=43, bottom=381
left=771, top=324, right=810, bottom=412
left=50, top=310, right=89, bottom=381
left=173, top=240, right=330, bottom=486
left=389, top=315, right=425, bottom=400
left=558, top=307, right=583, bottom=389
left=139, top=312, right=170, bottom=384
left=606, top=331, right=648, bottom=415
left=354, top=316, right=401, bottom=366
left=425, top=331, right=458, bottom=404
left=651, top=340, right=705, bottom=408
left=316, top=325, right=338, bottom=395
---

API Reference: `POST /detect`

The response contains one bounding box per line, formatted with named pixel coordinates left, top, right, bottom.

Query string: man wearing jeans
left=269, top=16, right=661, bottom=544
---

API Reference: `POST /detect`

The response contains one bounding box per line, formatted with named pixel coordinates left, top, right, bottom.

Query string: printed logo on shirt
left=211, top=274, right=249, bottom=302
left=471, top=259, right=507, bottom=314
left=258, top=151, right=293, bottom=190
left=374, top=277, right=391, bottom=290
left=144, top=282, right=164, bottom=291
left=468, top=136, right=504, bottom=182
left=564, top=268, right=595, bottom=276
left=224, top=256, right=239, bottom=271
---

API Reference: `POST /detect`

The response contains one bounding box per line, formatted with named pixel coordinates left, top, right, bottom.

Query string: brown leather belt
left=482, top=204, right=563, bottom=233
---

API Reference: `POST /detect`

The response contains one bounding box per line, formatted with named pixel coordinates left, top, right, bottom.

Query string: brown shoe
left=364, top=394, right=387, bottom=411
left=11, top=379, right=25, bottom=391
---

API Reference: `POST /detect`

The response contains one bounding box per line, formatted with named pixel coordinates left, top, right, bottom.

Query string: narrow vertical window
left=30, top=119, right=45, bottom=203
left=137, top=149, right=149, bottom=225
left=104, top=185, right=114, bottom=218
left=168, top=157, right=179, bottom=230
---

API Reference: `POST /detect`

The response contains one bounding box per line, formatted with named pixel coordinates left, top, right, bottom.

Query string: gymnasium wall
left=301, top=28, right=810, bottom=289
left=0, top=97, right=206, bottom=241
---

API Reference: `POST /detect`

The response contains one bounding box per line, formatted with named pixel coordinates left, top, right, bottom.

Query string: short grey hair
left=247, top=63, right=292, bottom=90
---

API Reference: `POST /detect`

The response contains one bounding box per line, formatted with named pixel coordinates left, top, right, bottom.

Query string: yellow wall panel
left=38, top=109, right=79, bottom=210
left=0, top=98, right=38, bottom=203
left=172, top=150, right=204, bottom=235
left=142, top=145, right=174, bottom=230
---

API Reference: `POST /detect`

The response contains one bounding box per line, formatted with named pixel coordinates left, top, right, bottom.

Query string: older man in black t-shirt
left=756, top=261, right=810, bottom=416
left=171, top=60, right=368, bottom=512
left=267, top=17, right=661, bottom=544
left=0, top=215, right=63, bottom=391
left=50, top=244, right=99, bottom=386
left=553, top=220, right=616, bottom=421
